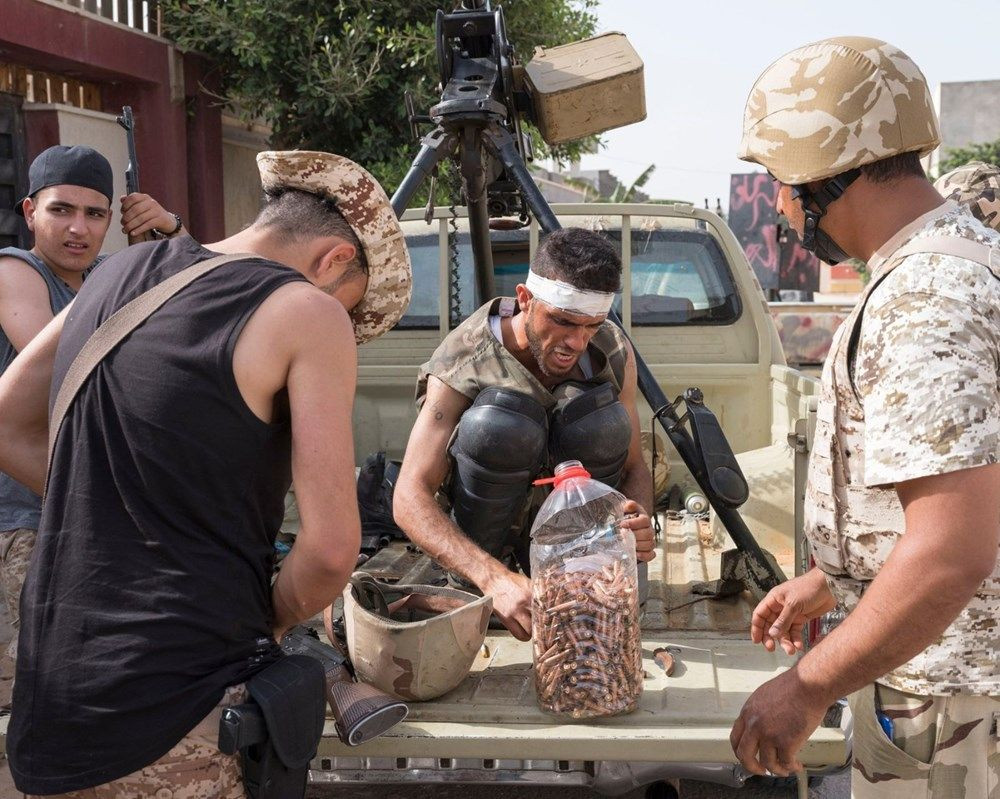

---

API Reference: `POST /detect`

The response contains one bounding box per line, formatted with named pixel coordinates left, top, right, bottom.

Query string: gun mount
left=391, top=1, right=787, bottom=599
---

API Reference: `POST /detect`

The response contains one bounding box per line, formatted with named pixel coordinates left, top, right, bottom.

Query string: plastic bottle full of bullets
left=530, top=460, right=642, bottom=719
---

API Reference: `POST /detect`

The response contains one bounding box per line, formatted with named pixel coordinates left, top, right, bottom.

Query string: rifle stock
left=115, top=105, right=155, bottom=245
left=281, top=626, right=408, bottom=746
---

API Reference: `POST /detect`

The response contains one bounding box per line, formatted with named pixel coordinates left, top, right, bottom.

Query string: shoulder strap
left=846, top=234, right=1000, bottom=395
left=45, top=253, right=255, bottom=495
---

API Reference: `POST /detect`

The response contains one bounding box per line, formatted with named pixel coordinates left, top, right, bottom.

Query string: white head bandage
left=524, top=270, right=614, bottom=316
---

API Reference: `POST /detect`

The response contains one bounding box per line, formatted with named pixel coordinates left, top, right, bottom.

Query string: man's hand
left=621, top=499, right=656, bottom=563
left=483, top=569, right=532, bottom=641
left=730, top=668, right=830, bottom=777
left=120, top=193, right=180, bottom=238
left=751, top=567, right=836, bottom=656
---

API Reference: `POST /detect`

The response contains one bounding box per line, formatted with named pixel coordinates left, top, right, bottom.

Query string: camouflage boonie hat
left=739, top=37, right=940, bottom=185
left=933, top=161, right=1000, bottom=231
left=256, top=151, right=412, bottom=344
left=343, top=573, right=492, bottom=701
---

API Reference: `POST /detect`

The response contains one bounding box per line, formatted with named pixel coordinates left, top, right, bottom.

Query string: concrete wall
left=932, top=80, right=1000, bottom=175
left=221, top=117, right=269, bottom=236
left=23, top=103, right=128, bottom=253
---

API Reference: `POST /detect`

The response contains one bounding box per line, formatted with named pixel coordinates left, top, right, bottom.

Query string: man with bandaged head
left=394, top=227, right=655, bottom=641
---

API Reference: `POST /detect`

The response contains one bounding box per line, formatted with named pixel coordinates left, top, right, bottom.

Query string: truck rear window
left=616, top=228, right=742, bottom=326
left=398, top=227, right=740, bottom=329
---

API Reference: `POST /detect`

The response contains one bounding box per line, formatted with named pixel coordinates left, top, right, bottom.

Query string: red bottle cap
left=533, top=464, right=591, bottom=487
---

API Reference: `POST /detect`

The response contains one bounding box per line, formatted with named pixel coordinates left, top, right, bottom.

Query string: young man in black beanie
left=0, top=144, right=182, bottom=678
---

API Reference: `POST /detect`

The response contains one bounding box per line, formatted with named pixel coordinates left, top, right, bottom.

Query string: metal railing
left=44, top=0, right=162, bottom=36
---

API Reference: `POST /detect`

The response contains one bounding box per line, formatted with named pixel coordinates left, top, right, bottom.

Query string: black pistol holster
left=218, top=655, right=326, bottom=799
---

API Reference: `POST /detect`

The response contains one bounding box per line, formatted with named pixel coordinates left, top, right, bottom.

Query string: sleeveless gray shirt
left=0, top=248, right=80, bottom=530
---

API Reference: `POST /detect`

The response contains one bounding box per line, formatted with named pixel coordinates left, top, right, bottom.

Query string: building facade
left=0, top=0, right=243, bottom=252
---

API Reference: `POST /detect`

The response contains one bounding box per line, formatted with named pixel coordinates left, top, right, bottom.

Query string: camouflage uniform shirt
left=805, top=201, right=1000, bottom=695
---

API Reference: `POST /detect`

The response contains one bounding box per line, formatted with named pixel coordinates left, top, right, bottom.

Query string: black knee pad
left=549, top=382, right=631, bottom=488
left=449, top=388, right=548, bottom=558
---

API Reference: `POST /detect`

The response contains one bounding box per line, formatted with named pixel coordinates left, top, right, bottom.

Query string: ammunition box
left=524, top=32, right=646, bottom=145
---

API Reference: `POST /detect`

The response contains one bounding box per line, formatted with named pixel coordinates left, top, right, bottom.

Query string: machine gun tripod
left=391, top=0, right=787, bottom=601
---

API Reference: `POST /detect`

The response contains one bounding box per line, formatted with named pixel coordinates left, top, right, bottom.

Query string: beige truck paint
left=0, top=205, right=841, bottom=788
left=329, top=203, right=841, bottom=782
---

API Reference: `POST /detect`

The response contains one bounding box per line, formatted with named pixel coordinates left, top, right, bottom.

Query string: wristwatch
left=154, top=213, right=183, bottom=238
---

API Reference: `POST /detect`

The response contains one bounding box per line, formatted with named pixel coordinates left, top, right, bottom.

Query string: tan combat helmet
left=933, top=161, right=1000, bottom=231
left=256, top=151, right=412, bottom=344
left=343, top=573, right=492, bottom=701
left=738, top=37, right=940, bottom=185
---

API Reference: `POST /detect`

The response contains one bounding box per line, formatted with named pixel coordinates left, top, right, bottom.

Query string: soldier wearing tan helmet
left=0, top=151, right=410, bottom=797
left=730, top=38, right=1000, bottom=795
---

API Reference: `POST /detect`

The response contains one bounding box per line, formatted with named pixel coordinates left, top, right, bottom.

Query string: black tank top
left=8, top=236, right=308, bottom=794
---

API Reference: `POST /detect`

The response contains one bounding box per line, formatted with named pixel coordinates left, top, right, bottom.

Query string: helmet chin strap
left=792, top=168, right=860, bottom=265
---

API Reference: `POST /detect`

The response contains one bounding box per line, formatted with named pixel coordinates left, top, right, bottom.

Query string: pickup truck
left=312, top=202, right=851, bottom=796
left=0, top=202, right=847, bottom=796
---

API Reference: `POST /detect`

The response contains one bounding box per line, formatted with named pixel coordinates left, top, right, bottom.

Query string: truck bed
left=0, top=521, right=847, bottom=772
left=316, top=516, right=847, bottom=769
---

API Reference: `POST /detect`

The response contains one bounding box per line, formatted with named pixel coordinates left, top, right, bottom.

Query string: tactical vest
left=806, top=224, right=1000, bottom=696
left=415, top=297, right=629, bottom=409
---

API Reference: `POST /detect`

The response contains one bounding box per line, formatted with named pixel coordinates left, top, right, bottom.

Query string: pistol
left=281, top=626, right=408, bottom=746
left=115, top=106, right=154, bottom=245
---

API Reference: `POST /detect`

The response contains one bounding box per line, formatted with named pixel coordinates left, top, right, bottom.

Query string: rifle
left=115, top=106, right=154, bottom=245
left=280, top=626, right=408, bottom=745
left=218, top=626, right=408, bottom=799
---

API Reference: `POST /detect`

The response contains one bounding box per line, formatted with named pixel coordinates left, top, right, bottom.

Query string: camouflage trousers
left=0, top=528, right=37, bottom=661
left=27, top=685, right=247, bottom=799
left=850, top=681, right=1000, bottom=798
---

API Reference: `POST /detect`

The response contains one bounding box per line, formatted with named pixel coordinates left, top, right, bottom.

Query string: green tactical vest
left=415, top=297, right=629, bottom=410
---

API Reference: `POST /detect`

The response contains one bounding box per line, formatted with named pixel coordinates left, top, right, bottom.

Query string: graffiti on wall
left=729, top=173, right=819, bottom=295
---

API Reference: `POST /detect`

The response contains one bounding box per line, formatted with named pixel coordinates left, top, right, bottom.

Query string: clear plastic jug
left=530, top=460, right=642, bottom=718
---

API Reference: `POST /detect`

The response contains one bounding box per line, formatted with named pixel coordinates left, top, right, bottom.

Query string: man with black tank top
left=0, top=144, right=183, bottom=679
left=0, top=151, right=411, bottom=797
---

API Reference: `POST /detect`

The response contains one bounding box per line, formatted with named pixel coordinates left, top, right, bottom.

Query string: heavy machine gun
left=390, top=0, right=786, bottom=600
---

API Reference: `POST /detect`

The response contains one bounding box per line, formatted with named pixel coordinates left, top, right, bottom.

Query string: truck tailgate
left=315, top=633, right=848, bottom=766
left=0, top=635, right=848, bottom=766
left=316, top=516, right=847, bottom=766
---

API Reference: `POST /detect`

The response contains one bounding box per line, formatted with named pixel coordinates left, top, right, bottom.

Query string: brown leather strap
left=45, top=253, right=255, bottom=496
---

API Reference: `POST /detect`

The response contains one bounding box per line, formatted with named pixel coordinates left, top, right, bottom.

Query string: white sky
left=558, top=0, right=1000, bottom=209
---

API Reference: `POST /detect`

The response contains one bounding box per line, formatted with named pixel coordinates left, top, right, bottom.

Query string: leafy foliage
left=161, top=0, right=599, bottom=205
left=938, top=137, right=1000, bottom=176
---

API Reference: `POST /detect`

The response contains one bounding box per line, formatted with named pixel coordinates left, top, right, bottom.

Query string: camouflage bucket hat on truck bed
left=738, top=37, right=940, bottom=185
left=256, top=151, right=412, bottom=344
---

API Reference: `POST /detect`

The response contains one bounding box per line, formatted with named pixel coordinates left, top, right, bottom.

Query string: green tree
left=938, top=137, right=1000, bottom=175
left=161, top=0, right=599, bottom=206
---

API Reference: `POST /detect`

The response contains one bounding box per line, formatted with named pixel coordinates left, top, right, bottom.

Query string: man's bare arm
left=247, top=287, right=362, bottom=639
left=0, top=307, right=69, bottom=494
left=795, top=463, right=1000, bottom=702
left=732, top=463, right=1000, bottom=776
left=616, top=341, right=656, bottom=561
left=394, top=376, right=533, bottom=639
left=0, top=257, right=57, bottom=353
